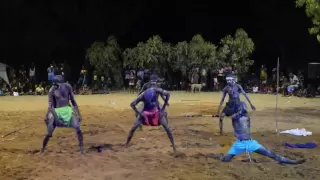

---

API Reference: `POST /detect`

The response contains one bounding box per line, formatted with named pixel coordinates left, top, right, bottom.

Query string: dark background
left=1, top=0, right=319, bottom=80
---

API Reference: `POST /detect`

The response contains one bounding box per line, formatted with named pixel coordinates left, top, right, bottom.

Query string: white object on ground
left=13, top=92, right=19, bottom=96
left=280, top=128, right=312, bottom=136
left=108, top=101, right=116, bottom=104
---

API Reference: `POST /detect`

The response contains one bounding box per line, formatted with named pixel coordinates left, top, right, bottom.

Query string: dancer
left=124, top=87, right=176, bottom=153
left=217, top=101, right=305, bottom=164
left=41, top=75, right=84, bottom=154
left=216, top=74, right=256, bottom=135
left=138, top=74, right=169, bottom=105
left=137, top=74, right=169, bottom=130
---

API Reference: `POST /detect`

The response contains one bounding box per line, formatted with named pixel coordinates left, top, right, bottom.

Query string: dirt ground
left=1, top=92, right=320, bottom=180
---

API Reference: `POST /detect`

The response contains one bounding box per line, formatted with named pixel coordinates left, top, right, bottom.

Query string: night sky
left=1, top=0, right=320, bottom=77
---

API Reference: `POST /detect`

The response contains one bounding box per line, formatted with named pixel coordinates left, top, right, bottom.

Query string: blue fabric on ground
left=284, top=142, right=317, bottom=149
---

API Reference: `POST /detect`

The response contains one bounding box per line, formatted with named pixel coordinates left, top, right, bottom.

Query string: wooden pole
left=1, top=125, right=31, bottom=138
left=275, top=57, right=280, bottom=133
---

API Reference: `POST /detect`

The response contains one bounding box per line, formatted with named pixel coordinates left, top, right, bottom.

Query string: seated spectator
left=92, top=83, right=99, bottom=94
left=35, top=84, right=45, bottom=95
left=253, top=85, right=259, bottom=93
left=288, top=73, right=299, bottom=95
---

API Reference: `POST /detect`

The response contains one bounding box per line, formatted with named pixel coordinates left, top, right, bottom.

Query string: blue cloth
left=287, top=86, right=295, bottom=93
left=284, top=142, right=317, bottom=149
left=227, top=139, right=262, bottom=155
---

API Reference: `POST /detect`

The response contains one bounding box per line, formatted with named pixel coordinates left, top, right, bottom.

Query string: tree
left=174, top=34, right=217, bottom=76
left=217, top=28, right=255, bottom=74
left=86, top=36, right=123, bottom=88
left=123, top=35, right=175, bottom=77
left=296, top=0, right=320, bottom=42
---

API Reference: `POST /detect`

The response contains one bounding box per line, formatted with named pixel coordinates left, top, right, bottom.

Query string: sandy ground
left=1, top=92, right=320, bottom=180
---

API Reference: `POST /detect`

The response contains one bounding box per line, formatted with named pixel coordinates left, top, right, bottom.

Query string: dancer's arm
left=217, top=88, right=227, bottom=115
left=130, top=93, right=144, bottom=116
left=138, top=82, right=148, bottom=95
left=154, top=88, right=170, bottom=111
left=67, top=83, right=81, bottom=120
left=48, top=87, right=55, bottom=110
left=238, top=84, right=255, bottom=110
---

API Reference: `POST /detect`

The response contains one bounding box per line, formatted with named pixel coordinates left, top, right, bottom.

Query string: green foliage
left=88, top=29, right=255, bottom=87
left=217, top=28, right=254, bottom=74
left=174, top=34, right=217, bottom=76
left=86, top=36, right=123, bottom=88
left=296, top=0, right=320, bottom=42
left=123, top=35, right=175, bottom=77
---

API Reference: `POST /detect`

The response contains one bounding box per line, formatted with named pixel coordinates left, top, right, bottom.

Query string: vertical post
left=275, top=57, right=280, bottom=133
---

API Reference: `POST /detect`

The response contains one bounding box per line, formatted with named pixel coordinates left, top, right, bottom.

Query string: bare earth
left=1, top=92, right=320, bottom=180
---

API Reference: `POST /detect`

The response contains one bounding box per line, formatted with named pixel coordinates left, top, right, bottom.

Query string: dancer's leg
left=255, top=146, right=305, bottom=164
left=125, top=116, right=143, bottom=147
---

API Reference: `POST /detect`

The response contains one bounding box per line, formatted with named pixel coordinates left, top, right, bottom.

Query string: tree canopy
left=86, top=36, right=123, bottom=87
left=296, top=0, right=320, bottom=42
left=174, top=34, right=217, bottom=76
left=87, top=28, right=255, bottom=87
left=218, top=28, right=255, bottom=74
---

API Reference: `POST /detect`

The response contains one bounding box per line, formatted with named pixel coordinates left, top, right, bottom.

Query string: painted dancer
left=216, top=101, right=305, bottom=164
left=41, top=75, right=84, bottom=154
left=216, top=74, right=256, bottom=135
left=137, top=74, right=169, bottom=130
left=124, top=87, right=176, bottom=153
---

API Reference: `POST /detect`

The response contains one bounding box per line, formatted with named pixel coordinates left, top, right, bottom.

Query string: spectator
left=128, top=71, right=136, bottom=93
left=29, top=62, right=36, bottom=83
left=100, top=75, right=105, bottom=90
left=18, top=80, right=25, bottom=94
left=288, top=73, right=299, bottom=95
left=47, top=64, right=55, bottom=84
left=92, top=71, right=98, bottom=87
left=289, top=73, right=299, bottom=88
left=298, top=71, right=304, bottom=88
left=59, top=63, right=65, bottom=78
left=35, top=84, right=45, bottom=95
left=201, top=68, right=207, bottom=85
left=1, top=84, right=9, bottom=96
left=137, top=68, right=144, bottom=80
left=253, top=85, right=259, bottom=93
left=130, top=68, right=136, bottom=77
left=191, top=69, right=199, bottom=84
left=218, top=68, right=224, bottom=90
left=78, top=65, right=87, bottom=90
left=213, top=75, right=219, bottom=91
left=19, top=65, right=27, bottom=79
left=279, top=72, right=285, bottom=87
left=125, top=68, right=130, bottom=89
left=106, top=77, right=112, bottom=92
left=260, top=65, right=268, bottom=90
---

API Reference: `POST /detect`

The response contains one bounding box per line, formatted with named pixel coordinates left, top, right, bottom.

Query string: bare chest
left=53, top=89, right=68, bottom=100
left=225, top=86, right=240, bottom=96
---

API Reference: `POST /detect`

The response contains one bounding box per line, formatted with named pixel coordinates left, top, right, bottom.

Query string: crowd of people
left=0, top=62, right=317, bottom=98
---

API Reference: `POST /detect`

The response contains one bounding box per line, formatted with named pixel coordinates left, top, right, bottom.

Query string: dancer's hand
left=251, top=104, right=256, bottom=111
